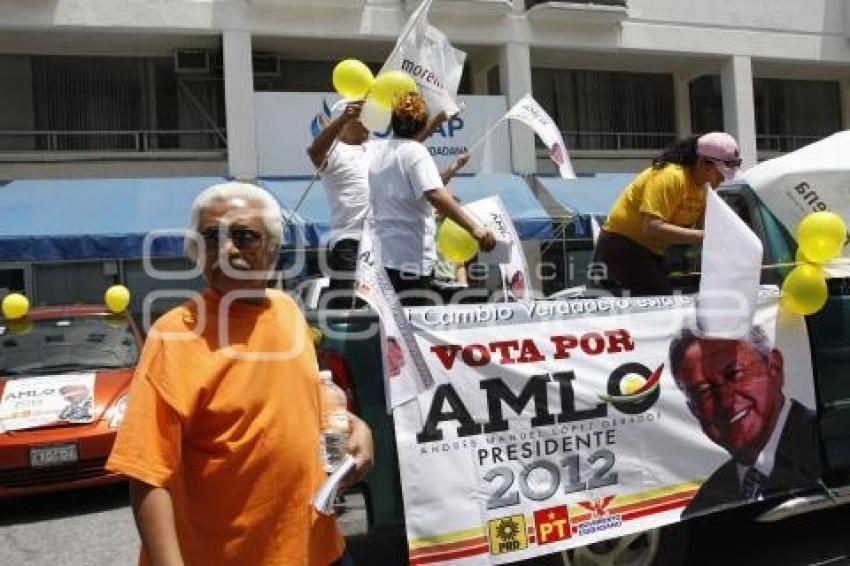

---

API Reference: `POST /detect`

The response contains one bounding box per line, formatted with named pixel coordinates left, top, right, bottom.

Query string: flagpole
left=465, top=118, right=506, bottom=157
left=281, top=138, right=340, bottom=233
left=379, top=0, right=432, bottom=75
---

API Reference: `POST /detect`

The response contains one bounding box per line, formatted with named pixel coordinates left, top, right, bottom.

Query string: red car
left=0, top=305, right=142, bottom=497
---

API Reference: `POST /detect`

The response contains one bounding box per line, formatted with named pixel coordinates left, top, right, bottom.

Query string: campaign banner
left=0, top=373, right=95, bottom=431
left=394, top=289, right=820, bottom=564
left=255, top=93, right=510, bottom=176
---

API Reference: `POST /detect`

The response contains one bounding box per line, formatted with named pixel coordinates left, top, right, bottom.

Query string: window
left=526, top=0, right=626, bottom=7
left=532, top=68, right=676, bottom=150
left=0, top=265, right=28, bottom=299
left=33, top=262, right=114, bottom=306
left=256, top=58, right=473, bottom=95
left=690, top=75, right=842, bottom=152
left=689, top=75, right=724, bottom=134
left=22, top=55, right=225, bottom=152
left=755, top=78, right=841, bottom=152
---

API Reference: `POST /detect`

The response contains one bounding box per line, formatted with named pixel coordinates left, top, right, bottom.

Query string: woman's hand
left=473, top=226, right=496, bottom=252
left=341, top=100, right=365, bottom=122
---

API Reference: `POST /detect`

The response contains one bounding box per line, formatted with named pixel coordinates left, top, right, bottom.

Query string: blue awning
left=0, top=173, right=554, bottom=262
left=0, top=177, right=227, bottom=262
left=534, top=173, right=635, bottom=237
left=448, top=173, right=553, bottom=240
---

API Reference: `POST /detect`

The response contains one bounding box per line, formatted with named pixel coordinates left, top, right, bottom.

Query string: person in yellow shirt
left=107, top=182, right=373, bottom=566
left=591, top=132, right=740, bottom=295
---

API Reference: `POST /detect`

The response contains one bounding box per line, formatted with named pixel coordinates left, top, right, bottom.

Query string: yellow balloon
left=798, top=211, right=847, bottom=263
left=781, top=263, right=828, bottom=315
left=332, top=59, right=374, bottom=100
left=437, top=219, right=479, bottom=264
left=105, top=285, right=131, bottom=314
left=2, top=293, right=29, bottom=320
left=104, top=313, right=128, bottom=328
left=7, top=319, right=33, bottom=335
left=370, top=71, right=417, bottom=110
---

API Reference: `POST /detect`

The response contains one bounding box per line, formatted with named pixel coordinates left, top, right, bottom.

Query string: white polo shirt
left=320, top=140, right=376, bottom=246
left=368, top=138, right=443, bottom=276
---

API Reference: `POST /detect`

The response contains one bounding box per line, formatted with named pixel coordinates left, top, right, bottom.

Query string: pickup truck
left=306, top=183, right=850, bottom=566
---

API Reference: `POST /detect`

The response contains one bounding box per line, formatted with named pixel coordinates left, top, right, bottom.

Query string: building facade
left=0, top=0, right=848, bottom=180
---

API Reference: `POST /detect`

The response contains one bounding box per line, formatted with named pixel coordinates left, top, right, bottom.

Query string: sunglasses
left=706, top=157, right=742, bottom=169
left=199, top=226, right=263, bottom=251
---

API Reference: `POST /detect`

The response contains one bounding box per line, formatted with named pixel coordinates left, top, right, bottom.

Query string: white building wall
left=0, top=0, right=848, bottom=178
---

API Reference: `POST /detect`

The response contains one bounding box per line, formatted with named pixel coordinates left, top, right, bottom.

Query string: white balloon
left=359, top=97, right=391, bottom=132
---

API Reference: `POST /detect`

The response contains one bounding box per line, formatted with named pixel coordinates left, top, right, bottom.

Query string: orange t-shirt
left=106, top=289, right=344, bottom=566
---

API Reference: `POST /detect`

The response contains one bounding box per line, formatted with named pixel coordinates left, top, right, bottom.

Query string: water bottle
left=318, top=370, right=350, bottom=473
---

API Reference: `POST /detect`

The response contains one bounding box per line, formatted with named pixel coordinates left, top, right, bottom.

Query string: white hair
left=184, top=182, right=283, bottom=262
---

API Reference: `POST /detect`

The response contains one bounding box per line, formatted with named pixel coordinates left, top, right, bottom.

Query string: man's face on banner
left=677, top=338, right=785, bottom=464
left=386, top=337, right=405, bottom=378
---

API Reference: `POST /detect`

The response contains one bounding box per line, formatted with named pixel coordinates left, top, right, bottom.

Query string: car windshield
left=0, top=315, right=139, bottom=377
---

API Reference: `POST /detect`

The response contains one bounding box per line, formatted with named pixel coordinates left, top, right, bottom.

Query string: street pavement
left=0, top=483, right=138, bottom=565
left=2, top=483, right=850, bottom=566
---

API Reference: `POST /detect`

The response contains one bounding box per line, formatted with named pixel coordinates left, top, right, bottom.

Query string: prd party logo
left=488, top=515, right=528, bottom=555
left=597, top=362, right=663, bottom=415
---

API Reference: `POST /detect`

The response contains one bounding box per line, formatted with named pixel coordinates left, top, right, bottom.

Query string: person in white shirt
left=368, top=92, right=495, bottom=305
left=308, top=100, right=373, bottom=308
left=309, top=99, right=474, bottom=307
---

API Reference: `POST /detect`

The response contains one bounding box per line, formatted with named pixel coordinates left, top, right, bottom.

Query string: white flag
left=697, top=189, right=763, bottom=339
left=382, top=0, right=465, bottom=117
left=354, top=219, right=437, bottom=411
left=505, top=93, right=576, bottom=179
left=465, top=196, right=532, bottom=302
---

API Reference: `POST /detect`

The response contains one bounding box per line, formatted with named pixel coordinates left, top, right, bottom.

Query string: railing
left=547, top=131, right=824, bottom=154
left=756, top=134, right=823, bottom=153
left=559, top=130, right=676, bottom=151
left=0, top=129, right=227, bottom=153
left=526, top=0, right=627, bottom=8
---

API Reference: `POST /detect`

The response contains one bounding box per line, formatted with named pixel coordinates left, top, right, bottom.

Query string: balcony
left=525, top=0, right=628, bottom=24
left=0, top=130, right=227, bottom=161
left=558, top=130, right=675, bottom=152
left=403, top=0, right=513, bottom=15
left=757, top=134, right=824, bottom=154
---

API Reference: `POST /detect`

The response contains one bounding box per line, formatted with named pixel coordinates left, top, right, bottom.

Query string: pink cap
left=697, top=132, right=741, bottom=180
left=697, top=132, right=740, bottom=163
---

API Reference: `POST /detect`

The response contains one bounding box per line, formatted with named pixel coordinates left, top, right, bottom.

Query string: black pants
left=325, top=238, right=362, bottom=309
left=589, top=230, right=672, bottom=296
left=385, top=268, right=438, bottom=306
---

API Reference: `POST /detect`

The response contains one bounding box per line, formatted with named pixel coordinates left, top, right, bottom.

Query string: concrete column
left=674, top=74, right=692, bottom=138
left=841, top=78, right=850, bottom=130
left=720, top=55, right=757, bottom=168
left=223, top=29, right=258, bottom=180
left=470, top=59, right=490, bottom=95
left=499, top=42, right=536, bottom=174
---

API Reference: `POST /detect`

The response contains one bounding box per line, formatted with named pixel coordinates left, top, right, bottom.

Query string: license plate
left=30, top=443, right=79, bottom=468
